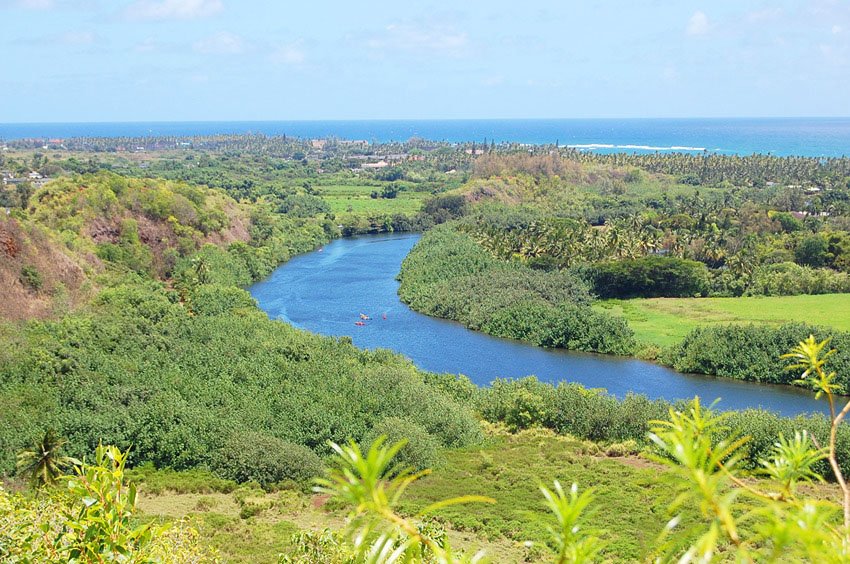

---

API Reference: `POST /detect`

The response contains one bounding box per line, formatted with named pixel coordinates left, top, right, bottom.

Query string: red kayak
left=354, top=321, right=366, bottom=326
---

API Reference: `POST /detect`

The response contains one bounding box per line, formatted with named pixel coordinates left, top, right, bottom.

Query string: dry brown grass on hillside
left=0, top=218, right=91, bottom=321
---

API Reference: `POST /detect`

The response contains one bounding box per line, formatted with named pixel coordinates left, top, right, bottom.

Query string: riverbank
left=250, top=233, right=832, bottom=416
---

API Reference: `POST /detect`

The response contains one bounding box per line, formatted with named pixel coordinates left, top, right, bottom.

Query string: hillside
left=1, top=173, right=258, bottom=318
left=0, top=217, right=88, bottom=320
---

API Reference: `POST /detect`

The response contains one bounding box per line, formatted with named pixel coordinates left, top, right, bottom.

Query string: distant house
left=361, top=160, right=389, bottom=169
left=310, top=139, right=327, bottom=149
left=791, top=210, right=830, bottom=220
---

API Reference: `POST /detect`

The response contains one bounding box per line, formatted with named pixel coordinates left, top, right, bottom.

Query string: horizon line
left=3, top=116, right=850, bottom=126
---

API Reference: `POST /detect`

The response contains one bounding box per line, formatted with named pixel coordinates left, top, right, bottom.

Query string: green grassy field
left=596, top=293, right=850, bottom=348
left=399, top=430, right=685, bottom=561
left=135, top=430, right=704, bottom=562
left=315, top=183, right=426, bottom=216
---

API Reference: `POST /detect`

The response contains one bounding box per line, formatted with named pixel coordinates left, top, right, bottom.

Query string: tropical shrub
left=587, top=256, right=711, bottom=299
left=189, top=285, right=257, bottom=316
left=20, top=265, right=43, bottom=291
left=363, top=417, right=440, bottom=471
left=668, top=322, right=850, bottom=389
left=212, top=432, right=324, bottom=489
left=746, top=262, right=850, bottom=296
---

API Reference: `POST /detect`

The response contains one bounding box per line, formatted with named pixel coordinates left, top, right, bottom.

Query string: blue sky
left=1, top=0, right=849, bottom=121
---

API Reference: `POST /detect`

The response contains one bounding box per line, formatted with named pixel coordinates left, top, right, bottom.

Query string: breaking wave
left=568, top=143, right=708, bottom=152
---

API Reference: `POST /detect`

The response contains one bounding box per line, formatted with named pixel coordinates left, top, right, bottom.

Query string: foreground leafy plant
left=539, top=481, right=604, bottom=563
left=62, top=444, right=169, bottom=561
left=647, top=338, right=850, bottom=563
left=1, top=443, right=217, bottom=563
left=783, top=335, right=850, bottom=543
left=314, top=437, right=494, bottom=563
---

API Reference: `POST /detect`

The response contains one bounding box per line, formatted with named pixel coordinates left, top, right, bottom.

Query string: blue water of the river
left=250, top=233, right=831, bottom=417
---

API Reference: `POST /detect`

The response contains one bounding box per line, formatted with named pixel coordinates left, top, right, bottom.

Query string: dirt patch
left=616, top=454, right=665, bottom=471
left=0, top=218, right=90, bottom=321
left=0, top=226, right=19, bottom=258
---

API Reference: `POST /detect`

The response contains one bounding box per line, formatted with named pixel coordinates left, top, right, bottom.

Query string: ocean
left=1, top=117, right=849, bottom=157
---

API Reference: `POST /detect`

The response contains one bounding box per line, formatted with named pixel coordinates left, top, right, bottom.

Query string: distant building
left=361, top=160, right=389, bottom=169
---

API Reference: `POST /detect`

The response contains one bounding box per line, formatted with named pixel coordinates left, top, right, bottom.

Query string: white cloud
left=270, top=43, right=305, bottom=65
left=61, top=30, right=95, bottom=45
left=834, top=25, right=844, bottom=35
left=746, top=8, right=783, bottom=23
left=366, top=20, right=469, bottom=56
left=17, top=0, right=54, bottom=8
left=124, top=0, right=223, bottom=21
left=481, top=75, right=504, bottom=87
left=133, top=38, right=159, bottom=52
left=1, top=0, right=71, bottom=8
left=687, top=11, right=710, bottom=36
left=193, top=31, right=244, bottom=54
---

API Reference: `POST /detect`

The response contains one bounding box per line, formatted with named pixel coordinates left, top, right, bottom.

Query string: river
left=250, top=233, right=830, bottom=417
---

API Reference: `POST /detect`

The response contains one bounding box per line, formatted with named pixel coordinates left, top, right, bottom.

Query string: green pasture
left=315, top=183, right=426, bottom=216
left=597, top=293, right=850, bottom=347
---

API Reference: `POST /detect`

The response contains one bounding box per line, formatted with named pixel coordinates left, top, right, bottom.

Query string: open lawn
left=596, top=293, right=850, bottom=348
left=315, top=183, right=426, bottom=217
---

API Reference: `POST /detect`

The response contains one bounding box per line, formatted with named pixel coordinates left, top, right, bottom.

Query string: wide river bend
left=250, top=233, right=829, bottom=417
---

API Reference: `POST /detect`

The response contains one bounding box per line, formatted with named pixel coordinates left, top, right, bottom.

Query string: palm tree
left=16, top=430, right=80, bottom=489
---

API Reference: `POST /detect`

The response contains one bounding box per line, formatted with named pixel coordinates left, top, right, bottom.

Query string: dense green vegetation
left=392, top=150, right=850, bottom=388
left=667, top=322, right=850, bottom=389
left=5, top=138, right=850, bottom=561
left=398, top=225, right=636, bottom=354
left=583, top=255, right=710, bottom=299
left=0, top=283, right=481, bottom=476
